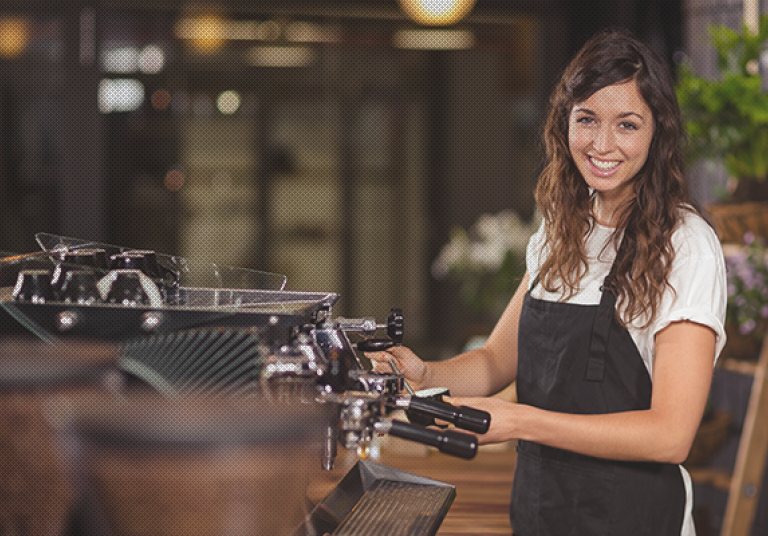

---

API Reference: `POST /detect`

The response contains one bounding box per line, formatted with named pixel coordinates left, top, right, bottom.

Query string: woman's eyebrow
left=572, top=107, right=646, bottom=121
left=617, top=111, right=646, bottom=121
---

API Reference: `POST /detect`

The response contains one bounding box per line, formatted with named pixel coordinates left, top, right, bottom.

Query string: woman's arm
left=452, top=320, right=716, bottom=464
left=372, top=273, right=530, bottom=397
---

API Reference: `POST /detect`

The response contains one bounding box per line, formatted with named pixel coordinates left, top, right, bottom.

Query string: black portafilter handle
left=403, top=396, right=491, bottom=435
left=384, top=419, right=478, bottom=460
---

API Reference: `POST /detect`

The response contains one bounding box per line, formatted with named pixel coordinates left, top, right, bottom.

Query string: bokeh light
left=98, top=78, right=145, bottom=113
left=0, top=16, right=30, bottom=58
left=216, top=90, right=241, bottom=115
left=138, top=44, right=165, bottom=74
left=164, top=168, right=185, bottom=191
left=151, top=89, right=172, bottom=111
left=175, top=14, right=226, bottom=54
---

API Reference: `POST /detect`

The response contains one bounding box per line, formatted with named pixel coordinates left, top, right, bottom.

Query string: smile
left=588, top=156, right=621, bottom=171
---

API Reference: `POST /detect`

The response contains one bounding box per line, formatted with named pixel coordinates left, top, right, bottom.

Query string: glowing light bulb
left=0, top=16, right=30, bottom=58
left=398, top=0, right=477, bottom=26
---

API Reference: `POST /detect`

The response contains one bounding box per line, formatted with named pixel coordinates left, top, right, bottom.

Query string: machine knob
left=387, top=307, right=404, bottom=344
left=355, top=307, right=404, bottom=353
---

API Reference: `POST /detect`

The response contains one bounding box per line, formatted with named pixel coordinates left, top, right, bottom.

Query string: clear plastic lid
left=35, top=232, right=288, bottom=291
left=0, top=234, right=339, bottom=341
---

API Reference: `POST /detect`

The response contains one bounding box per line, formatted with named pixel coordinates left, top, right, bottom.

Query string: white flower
left=431, top=230, right=469, bottom=279
left=469, top=242, right=505, bottom=272
left=432, top=208, right=539, bottom=279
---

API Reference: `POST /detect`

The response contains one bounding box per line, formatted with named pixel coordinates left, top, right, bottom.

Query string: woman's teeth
left=589, top=156, right=620, bottom=171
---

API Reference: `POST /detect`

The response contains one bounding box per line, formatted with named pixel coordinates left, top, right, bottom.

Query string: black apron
left=511, top=247, right=687, bottom=536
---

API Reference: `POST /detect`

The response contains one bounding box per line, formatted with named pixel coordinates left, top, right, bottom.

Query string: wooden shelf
left=719, top=356, right=759, bottom=377
left=689, top=466, right=732, bottom=492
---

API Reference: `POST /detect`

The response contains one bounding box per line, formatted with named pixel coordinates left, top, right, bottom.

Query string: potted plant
left=676, top=14, right=768, bottom=242
left=723, top=232, right=768, bottom=357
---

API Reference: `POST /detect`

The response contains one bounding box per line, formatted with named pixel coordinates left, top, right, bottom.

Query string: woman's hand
left=366, top=345, right=429, bottom=392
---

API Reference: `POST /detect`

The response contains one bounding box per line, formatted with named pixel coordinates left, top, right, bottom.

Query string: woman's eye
left=576, top=116, right=594, bottom=124
left=620, top=121, right=639, bottom=130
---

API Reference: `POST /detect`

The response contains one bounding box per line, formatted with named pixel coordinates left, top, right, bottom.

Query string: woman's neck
left=591, top=192, right=630, bottom=227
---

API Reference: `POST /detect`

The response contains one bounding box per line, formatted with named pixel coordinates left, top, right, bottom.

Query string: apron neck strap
left=587, top=233, right=628, bottom=382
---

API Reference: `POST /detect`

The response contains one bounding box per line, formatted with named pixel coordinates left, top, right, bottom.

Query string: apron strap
left=587, top=234, right=626, bottom=382
left=586, top=281, right=615, bottom=381
left=528, top=272, right=540, bottom=292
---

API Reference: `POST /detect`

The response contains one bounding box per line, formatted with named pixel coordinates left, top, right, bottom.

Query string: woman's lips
left=587, top=155, right=622, bottom=176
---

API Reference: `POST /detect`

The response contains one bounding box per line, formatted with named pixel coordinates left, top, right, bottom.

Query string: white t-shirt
left=524, top=208, right=727, bottom=536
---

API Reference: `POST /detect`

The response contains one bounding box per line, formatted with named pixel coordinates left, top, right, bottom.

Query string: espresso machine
left=0, top=233, right=491, bottom=536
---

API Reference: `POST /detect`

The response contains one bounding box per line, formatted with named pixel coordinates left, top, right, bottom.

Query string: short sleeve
left=638, top=211, right=728, bottom=367
left=526, top=218, right=547, bottom=281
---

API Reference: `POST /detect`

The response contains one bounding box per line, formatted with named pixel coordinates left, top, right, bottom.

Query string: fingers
left=364, top=345, right=427, bottom=389
left=371, top=356, right=395, bottom=374
left=365, top=349, right=394, bottom=363
left=364, top=346, right=409, bottom=369
left=365, top=350, right=396, bottom=374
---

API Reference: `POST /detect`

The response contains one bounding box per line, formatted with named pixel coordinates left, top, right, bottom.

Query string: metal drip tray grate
left=333, top=479, right=455, bottom=535
left=296, top=460, right=456, bottom=536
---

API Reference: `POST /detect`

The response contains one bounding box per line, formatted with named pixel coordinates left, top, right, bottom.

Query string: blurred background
left=0, top=0, right=756, bottom=356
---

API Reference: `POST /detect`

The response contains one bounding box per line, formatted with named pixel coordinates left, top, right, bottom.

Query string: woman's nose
left=593, top=126, right=616, bottom=153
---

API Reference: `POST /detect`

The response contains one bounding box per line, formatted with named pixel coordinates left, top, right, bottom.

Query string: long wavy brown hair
left=535, top=29, right=696, bottom=327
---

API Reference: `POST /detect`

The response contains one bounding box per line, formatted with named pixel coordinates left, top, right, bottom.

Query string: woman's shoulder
left=672, top=206, right=722, bottom=258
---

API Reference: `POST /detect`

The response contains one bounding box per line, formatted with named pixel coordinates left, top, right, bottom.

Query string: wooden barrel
left=0, top=339, right=118, bottom=536
left=65, top=393, right=327, bottom=536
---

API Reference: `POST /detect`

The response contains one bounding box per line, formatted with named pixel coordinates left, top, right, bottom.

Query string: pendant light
left=398, top=0, right=477, bottom=26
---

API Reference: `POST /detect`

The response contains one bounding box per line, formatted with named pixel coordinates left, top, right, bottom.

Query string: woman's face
left=568, top=79, right=654, bottom=212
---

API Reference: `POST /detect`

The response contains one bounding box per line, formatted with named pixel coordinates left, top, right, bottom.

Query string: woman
left=370, top=30, right=726, bottom=535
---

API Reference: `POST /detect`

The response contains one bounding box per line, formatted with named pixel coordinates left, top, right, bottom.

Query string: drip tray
left=295, top=460, right=456, bottom=536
